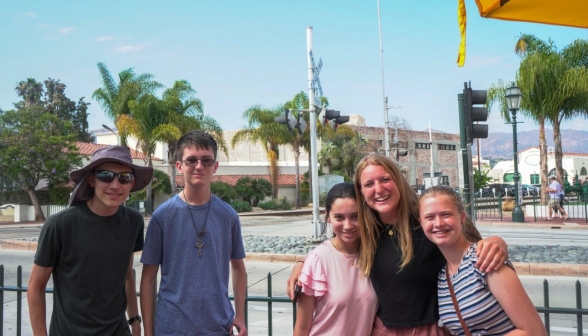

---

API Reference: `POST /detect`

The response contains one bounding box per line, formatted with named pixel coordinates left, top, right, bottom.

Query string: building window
left=530, top=174, right=539, bottom=184
left=378, top=140, right=383, bottom=147
left=415, top=142, right=430, bottom=149
left=438, top=144, right=456, bottom=151
left=439, top=176, right=449, bottom=186
left=548, top=168, right=568, bottom=178
left=581, top=167, right=587, bottom=176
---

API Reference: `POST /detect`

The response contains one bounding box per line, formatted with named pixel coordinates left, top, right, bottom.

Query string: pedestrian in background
left=27, top=146, right=153, bottom=335
left=140, top=130, right=247, bottom=335
left=546, top=176, right=569, bottom=220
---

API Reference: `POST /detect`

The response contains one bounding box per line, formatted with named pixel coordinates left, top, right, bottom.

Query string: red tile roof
left=175, top=174, right=303, bottom=188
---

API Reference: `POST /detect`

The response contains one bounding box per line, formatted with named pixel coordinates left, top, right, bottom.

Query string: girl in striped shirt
left=418, top=185, right=546, bottom=336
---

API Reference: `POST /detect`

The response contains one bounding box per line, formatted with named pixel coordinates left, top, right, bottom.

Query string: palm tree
left=232, top=106, right=288, bottom=201
left=159, top=80, right=226, bottom=194
left=15, top=78, right=44, bottom=108
left=515, top=35, right=588, bottom=189
left=92, top=62, right=162, bottom=147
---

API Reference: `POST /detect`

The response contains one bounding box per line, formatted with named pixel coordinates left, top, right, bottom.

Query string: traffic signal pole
left=458, top=91, right=474, bottom=222
left=307, top=27, right=321, bottom=239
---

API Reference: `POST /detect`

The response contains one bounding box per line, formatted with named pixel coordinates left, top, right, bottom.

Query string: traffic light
left=463, top=83, right=488, bottom=143
left=274, top=109, right=307, bottom=133
left=321, top=109, right=349, bottom=130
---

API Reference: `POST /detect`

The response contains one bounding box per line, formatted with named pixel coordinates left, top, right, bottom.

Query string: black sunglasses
left=93, top=170, right=135, bottom=184
left=182, top=157, right=216, bottom=167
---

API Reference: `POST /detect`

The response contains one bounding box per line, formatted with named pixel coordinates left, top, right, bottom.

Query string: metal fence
left=471, top=192, right=588, bottom=223
left=1, top=266, right=588, bottom=336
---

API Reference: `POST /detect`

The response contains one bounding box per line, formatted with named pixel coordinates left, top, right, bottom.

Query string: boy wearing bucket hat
left=27, top=145, right=153, bottom=336
left=140, top=130, right=247, bottom=335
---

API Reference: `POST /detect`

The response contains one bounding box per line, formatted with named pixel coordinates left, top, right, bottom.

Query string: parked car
left=522, top=184, right=539, bottom=196
left=487, top=183, right=515, bottom=197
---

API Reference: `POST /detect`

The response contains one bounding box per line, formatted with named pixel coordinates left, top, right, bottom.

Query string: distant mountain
left=473, top=129, right=588, bottom=159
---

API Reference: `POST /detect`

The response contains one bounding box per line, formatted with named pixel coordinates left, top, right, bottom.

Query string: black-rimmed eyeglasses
left=93, top=170, right=135, bottom=184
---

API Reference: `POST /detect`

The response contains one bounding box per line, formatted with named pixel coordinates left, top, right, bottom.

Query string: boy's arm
left=124, top=255, right=141, bottom=336
left=230, top=258, right=248, bottom=336
left=27, top=264, right=53, bottom=336
left=140, top=264, right=159, bottom=336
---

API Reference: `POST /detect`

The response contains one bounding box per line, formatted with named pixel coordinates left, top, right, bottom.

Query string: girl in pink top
left=294, top=182, right=378, bottom=336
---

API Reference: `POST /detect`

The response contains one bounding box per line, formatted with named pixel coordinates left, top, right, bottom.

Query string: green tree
left=128, top=169, right=172, bottom=204
left=211, top=181, right=237, bottom=203
left=473, top=169, right=492, bottom=190
left=489, top=35, right=588, bottom=203
left=232, top=106, right=288, bottom=200
left=0, top=107, right=82, bottom=220
left=92, top=62, right=162, bottom=147
left=13, top=78, right=93, bottom=142
left=158, top=80, right=226, bottom=194
left=234, top=177, right=272, bottom=206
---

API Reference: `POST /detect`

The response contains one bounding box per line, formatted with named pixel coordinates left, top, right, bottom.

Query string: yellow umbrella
left=457, top=0, right=588, bottom=66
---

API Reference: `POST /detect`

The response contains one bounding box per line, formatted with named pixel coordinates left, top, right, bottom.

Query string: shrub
left=235, top=177, right=272, bottom=206
left=49, top=186, right=71, bottom=205
left=258, top=200, right=277, bottom=210
left=276, top=197, right=293, bottom=210
left=212, top=181, right=236, bottom=203
left=230, top=200, right=252, bottom=213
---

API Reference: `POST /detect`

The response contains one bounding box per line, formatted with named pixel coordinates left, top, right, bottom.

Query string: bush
left=235, top=177, right=272, bottom=206
left=212, top=181, right=236, bottom=203
left=229, top=200, right=252, bottom=213
left=276, top=197, right=293, bottom=210
left=49, top=186, right=71, bottom=205
left=258, top=200, right=277, bottom=210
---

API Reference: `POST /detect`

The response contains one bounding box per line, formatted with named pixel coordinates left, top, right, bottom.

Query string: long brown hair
left=354, top=154, right=418, bottom=276
left=418, top=185, right=482, bottom=243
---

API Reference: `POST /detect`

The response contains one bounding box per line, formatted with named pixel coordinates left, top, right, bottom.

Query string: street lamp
left=101, top=124, right=121, bottom=146
left=505, top=84, right=524, bottom=222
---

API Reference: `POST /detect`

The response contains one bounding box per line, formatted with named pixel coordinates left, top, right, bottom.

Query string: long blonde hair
left=354, top=154, right=418, bottom=276
left=418, top=185, right=482, bottom=243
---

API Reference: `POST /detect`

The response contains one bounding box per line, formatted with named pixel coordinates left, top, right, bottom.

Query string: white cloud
left=96, top=36, right=115, bottom=42
left=59, top=27, right=75, bottom=34
left=115, top=44, right=147, bottom=53
left=23, top=12, right=37, bottom=18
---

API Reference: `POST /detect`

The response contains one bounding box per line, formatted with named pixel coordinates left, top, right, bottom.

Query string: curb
left=243, top=252, right=588, bottom=278
left=2, top=242, right=587, bottom=277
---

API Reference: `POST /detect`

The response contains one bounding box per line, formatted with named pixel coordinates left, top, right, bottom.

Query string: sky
left=1, top=1, right=587, bottom=137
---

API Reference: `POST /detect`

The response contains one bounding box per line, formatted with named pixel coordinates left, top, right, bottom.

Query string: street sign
left=309, top=50, right=323, bottom=107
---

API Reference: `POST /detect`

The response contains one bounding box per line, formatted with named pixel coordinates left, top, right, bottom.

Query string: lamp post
left=101, top=124, right=121, bottom=146
left=505, top=84, right=524, bottom=222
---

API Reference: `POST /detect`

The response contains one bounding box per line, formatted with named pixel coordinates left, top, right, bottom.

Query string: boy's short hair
left=176, top=130, right=218, bottom=161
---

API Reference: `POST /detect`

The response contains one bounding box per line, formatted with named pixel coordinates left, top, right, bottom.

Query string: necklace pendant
left=196, top=239, right=204, bottom=257
left=388, top=229, right=394, bottom=236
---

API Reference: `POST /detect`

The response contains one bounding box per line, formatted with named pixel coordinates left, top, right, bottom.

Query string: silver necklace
left=183, top=190, right=212, bottom=257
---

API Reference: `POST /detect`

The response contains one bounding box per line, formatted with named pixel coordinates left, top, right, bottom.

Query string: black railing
left=2, top=265, right=588, bottom=335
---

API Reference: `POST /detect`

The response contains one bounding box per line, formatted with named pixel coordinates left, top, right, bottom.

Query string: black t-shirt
left=369, top=217, right=445, bottom=328
left=34, top=202, right=144, bottom=336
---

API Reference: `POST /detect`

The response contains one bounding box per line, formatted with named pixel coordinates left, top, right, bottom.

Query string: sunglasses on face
left=182, top=157, right=216, bottom=167
left=93, top=170, right=135, bottom=184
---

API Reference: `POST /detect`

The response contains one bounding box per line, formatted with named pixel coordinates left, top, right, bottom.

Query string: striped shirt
left=438, top=243, right=515, bottom=336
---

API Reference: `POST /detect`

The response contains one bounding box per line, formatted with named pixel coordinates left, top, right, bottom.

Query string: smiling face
left=359, top=163, right=400, bottom=224
left=418, top=194, right=466, bottom=247
left=87, top=162, right=135, bottom=216
left=329, top=197, right=360, bottom=251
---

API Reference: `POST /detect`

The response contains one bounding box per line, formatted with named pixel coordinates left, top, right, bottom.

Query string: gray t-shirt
left=35, top=202, right=144, bottom=336
left=141, top=194, right=246, bottom=335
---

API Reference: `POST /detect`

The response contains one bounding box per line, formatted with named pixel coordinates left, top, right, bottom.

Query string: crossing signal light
left=274, top=109, right=307, bottom=134
left=463, top=83, right=488, bottom=143
left=321, top=109, right=349, bottom=130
